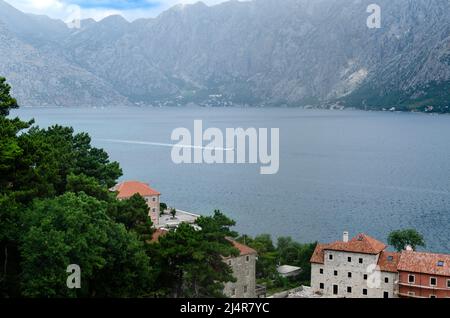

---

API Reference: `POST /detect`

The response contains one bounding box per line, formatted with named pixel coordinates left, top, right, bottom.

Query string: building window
left=447, top=279, right=450, bottom=288
left=347, top=257, right=352, bottom=262
left=384, top=277, right=389, bottom=283
left=383, top=292, right=389, bottom=298
left=348, top=272, right=352, bottom=278
left=333, top=285, right=338, bottom=295
left=329, top=254, right=333, bottom=260
left=362, top=289, right=368, bottom=296
left=347, top=286, right=352, bottom=293
left=320, top=268, right=324, bottom=274
left=231, top=288, right=236, bottom=296
left=152, top=197, right=156, bottom=202
left=408, top=291, right=415, bottom=297
left=152, top=208, right=156, bottom=212
left=408, top=274, right=415, bottom=284
left=334, top=270, right=338, bottom=276
left=363, top=274, right=368, bottom=280
left=320, top=283, right=324, bottom=290
left=430, top=295, right=437, bottom=299
left=244, top=285, right=248, bottom=293
left=430, top=277, right=437, bottom=286
left=359, top=258, right=363, bottom=264
left=246, top=255, right=250, bottom=262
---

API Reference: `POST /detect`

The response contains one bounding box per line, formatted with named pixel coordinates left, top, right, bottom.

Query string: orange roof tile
left=326, top=233, right=386, bottom=255
left=113, top=181, right=160, bottom=199
left=377, top=251, right=401, bottom=273
left=310, top=243, right=329, bottom=264
left=226, top=238, right=257, bottom=256
left=310, top=234, right=387, bottom=264
left=397, top=251, right=450, bottom=276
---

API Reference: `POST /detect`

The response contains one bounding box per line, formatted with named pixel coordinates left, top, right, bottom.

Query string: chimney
left=343, top=231, right=349, bottom=243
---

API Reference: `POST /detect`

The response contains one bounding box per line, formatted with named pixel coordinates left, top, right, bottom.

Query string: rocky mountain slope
left=0, top=1, right=131, bottom=107
left=0, top=0, right=449, bottom=110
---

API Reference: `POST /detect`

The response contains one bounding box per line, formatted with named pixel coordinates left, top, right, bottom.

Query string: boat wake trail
left=97, top=138, right=234, bottom=151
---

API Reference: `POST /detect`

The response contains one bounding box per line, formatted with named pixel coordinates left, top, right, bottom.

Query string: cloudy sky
left=4, top=0, right=231, bottom=21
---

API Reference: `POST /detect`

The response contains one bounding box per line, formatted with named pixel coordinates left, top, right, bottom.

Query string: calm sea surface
left=12, top=107, right=450, bottom=253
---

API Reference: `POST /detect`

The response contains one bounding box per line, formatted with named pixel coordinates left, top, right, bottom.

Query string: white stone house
left=310, top=232, right=399, bottom=298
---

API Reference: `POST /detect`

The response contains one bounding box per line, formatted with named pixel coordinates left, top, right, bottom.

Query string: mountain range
left=1, top=0, right=449, bottom=110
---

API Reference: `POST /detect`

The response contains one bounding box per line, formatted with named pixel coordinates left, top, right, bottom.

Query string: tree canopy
left=0, top=77, right=18, bottom=117
left=150, top=211, right=240, bottom=298
left=388, top=229, right=426, bottom=252
left=20, top=192, right=153, bottom=297
left=236, top=234, right=316, bottom=293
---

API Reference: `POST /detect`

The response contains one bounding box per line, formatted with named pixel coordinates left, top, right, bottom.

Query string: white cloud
left=4, top=0, right=232, bottom=21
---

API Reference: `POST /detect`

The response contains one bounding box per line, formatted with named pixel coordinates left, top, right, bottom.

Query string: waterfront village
left=113, top=180, right=450, bottom=299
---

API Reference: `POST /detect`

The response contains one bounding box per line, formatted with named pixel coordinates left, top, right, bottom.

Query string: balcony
left=397, top=292, right=427, bottom=298
left=398, top=282, right=449, bottom=291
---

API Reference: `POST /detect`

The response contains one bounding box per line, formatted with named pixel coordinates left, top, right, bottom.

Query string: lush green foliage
left=150, top=211, right=239, bottom=298
left=160, top=202, right=168, bottom=215
left=0, top=77, right=18, bottom=117
left=388, top=229, right=426, bottom=252
left=20, top=193, right=153, bottom=297
left=16, top=125, right=122, bottom=199
left=107, top=194, right=153, bottom=242
left=237, top=234, right=316, bottom=293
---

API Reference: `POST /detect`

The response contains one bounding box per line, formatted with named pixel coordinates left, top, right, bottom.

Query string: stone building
left=310, top=232, right=399, bottom=298
left=112, top=180, right=161, bottom=227
left=223, top=239, right=258, bottom=298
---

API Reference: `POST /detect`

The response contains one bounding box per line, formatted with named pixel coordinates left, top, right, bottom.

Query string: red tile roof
left=326, top=233, right=386, bottom=255
left=310, top=234, right=387, bottom=264
left=226, top=238, right=257, bottom=256
left=113, top=181, right=160, bottom=199
left=377, top=251, right=401, bottom=273
left=310, top=243, right=329, bottom=264
left=397, top=251, right=450, bottom=276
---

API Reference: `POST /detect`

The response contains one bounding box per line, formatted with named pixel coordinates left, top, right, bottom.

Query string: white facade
left=311, top=250, right=398, bottom=298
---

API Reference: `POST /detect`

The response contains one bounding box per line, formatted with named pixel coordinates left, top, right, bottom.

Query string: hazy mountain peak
left=99, top=14, right=129, bottom=25
left=164, top=1, right=211, bottom=17
left=79, top=18, right=96, bottom=28
left=173, top=1, right=208, bottom=10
